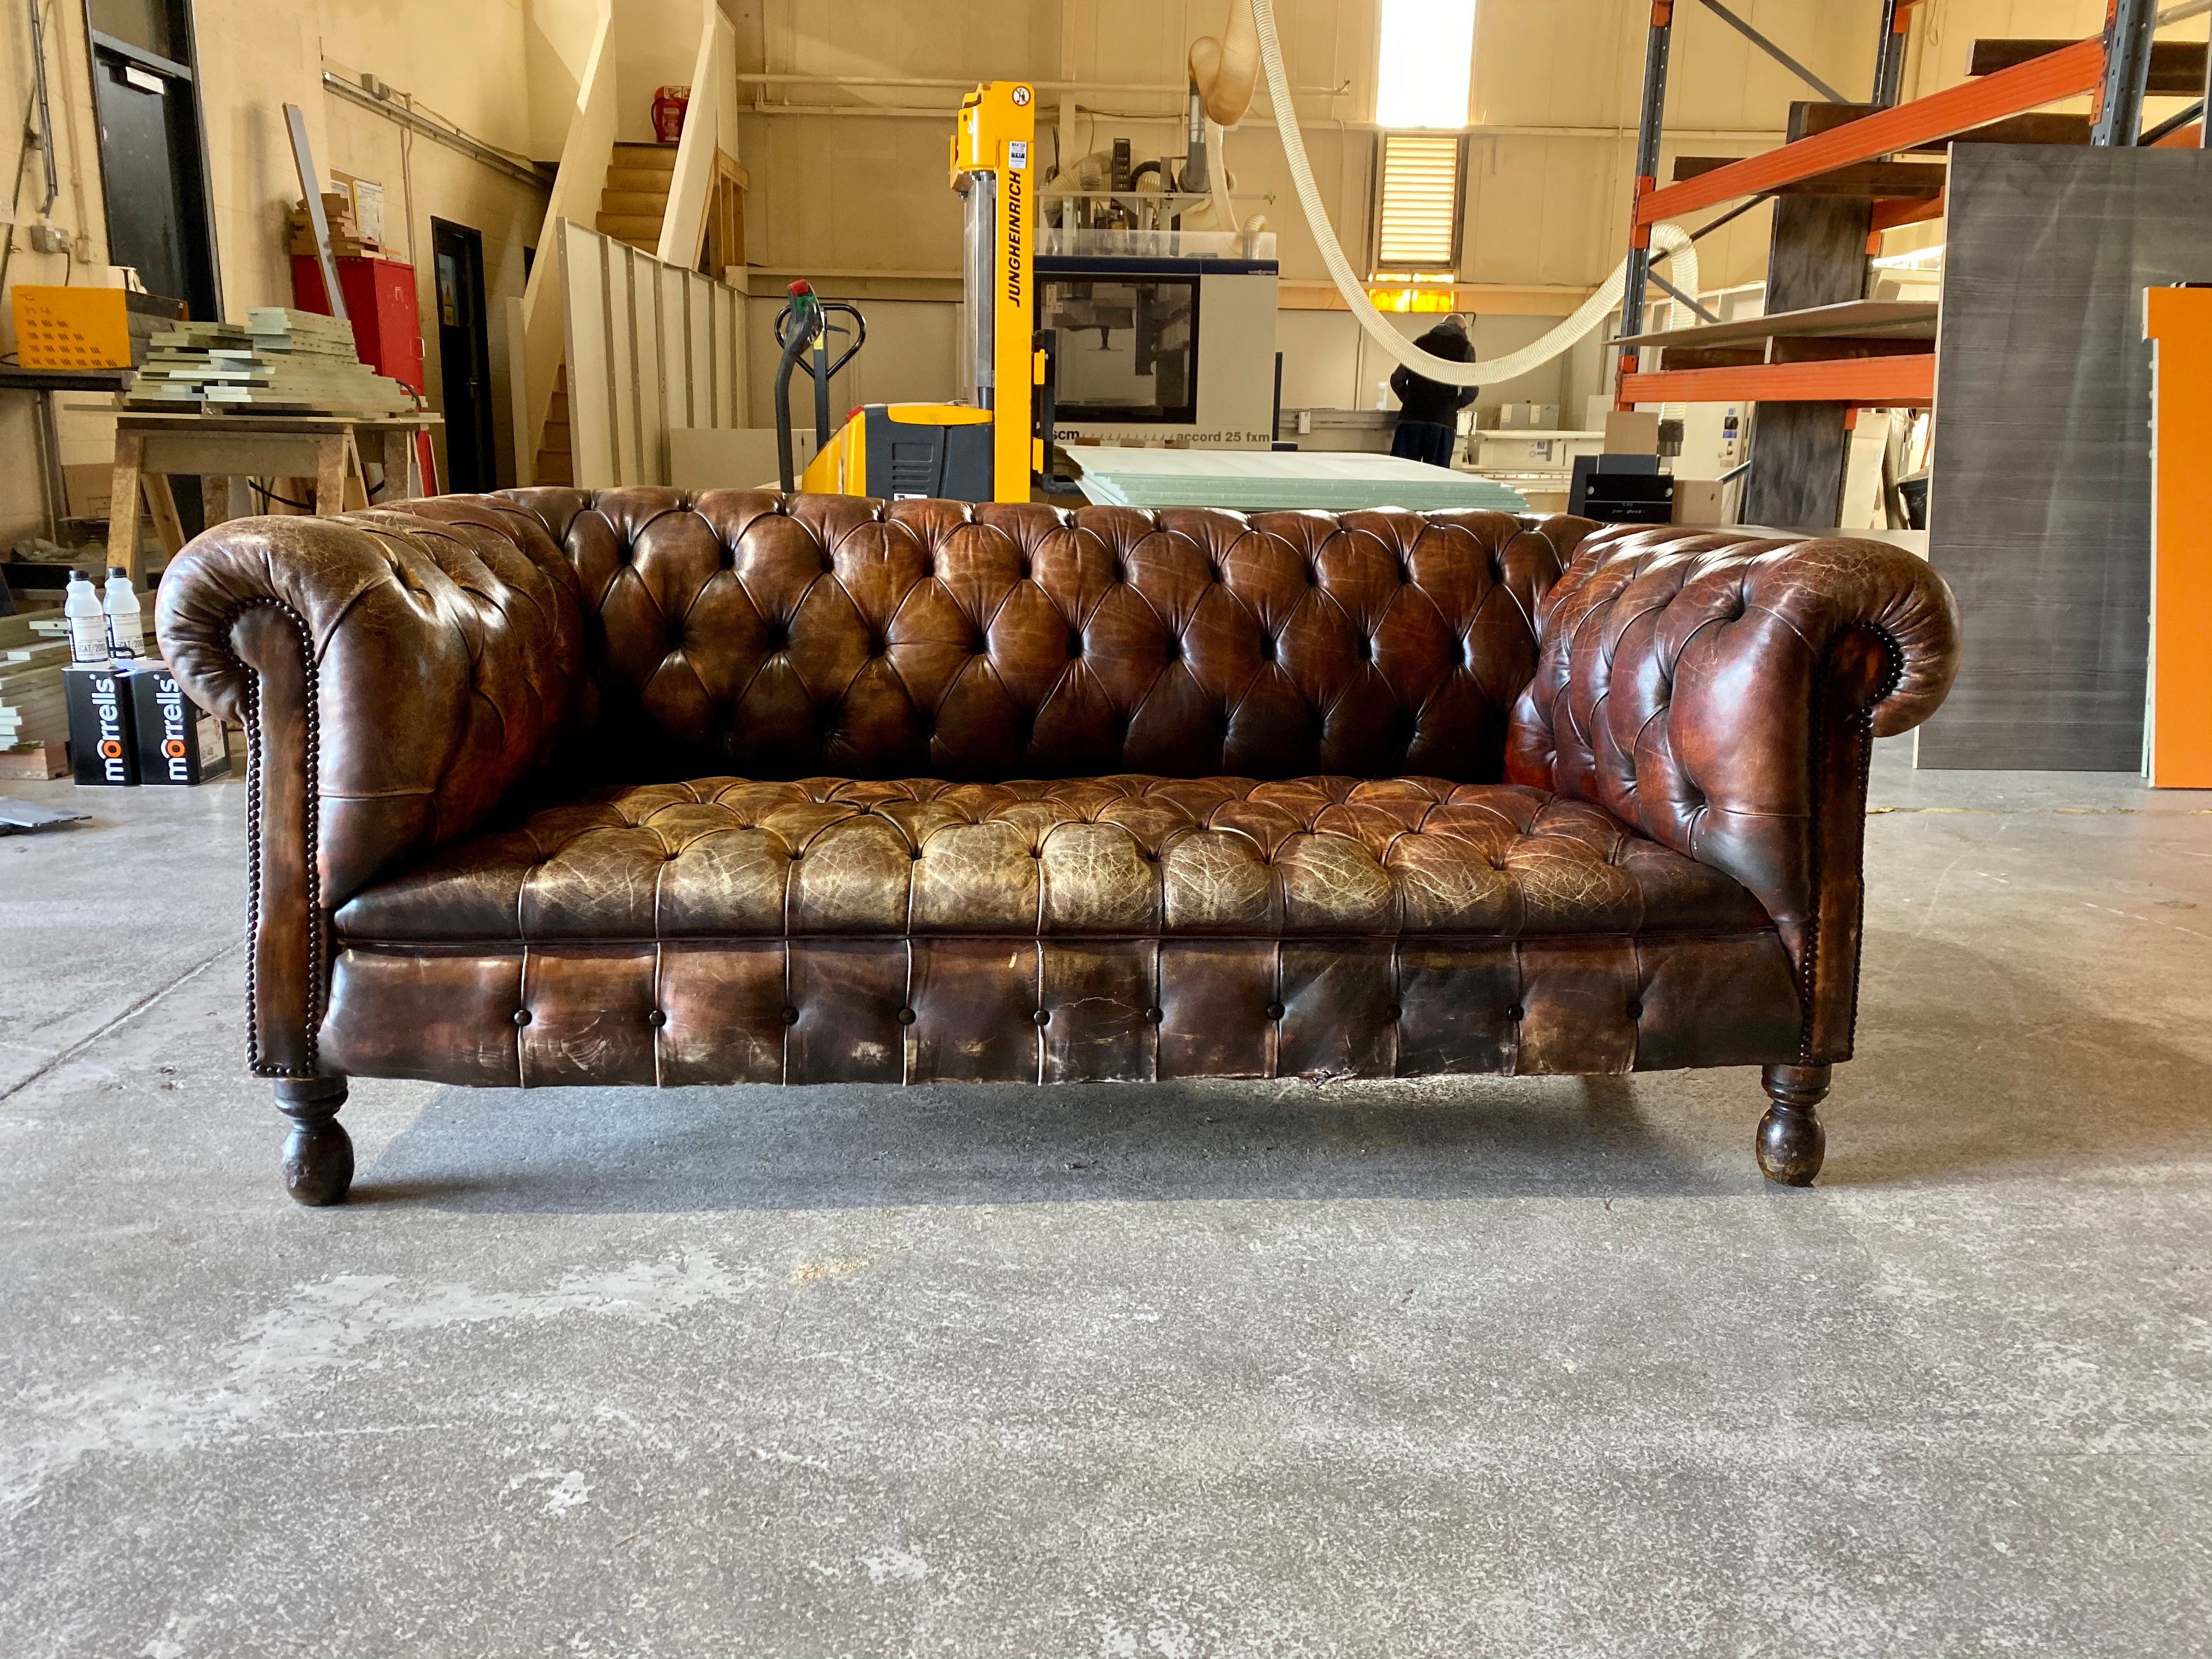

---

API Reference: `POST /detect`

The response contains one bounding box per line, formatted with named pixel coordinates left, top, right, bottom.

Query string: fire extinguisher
left=652, top=85, right=691, bottom=145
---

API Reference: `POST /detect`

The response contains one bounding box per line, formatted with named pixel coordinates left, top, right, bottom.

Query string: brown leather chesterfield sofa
left=156, top=490, right=1960, bottom=1206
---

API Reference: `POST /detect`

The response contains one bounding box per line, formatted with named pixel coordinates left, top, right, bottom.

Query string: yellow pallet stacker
left=788, top=82, right=1054, bottom=504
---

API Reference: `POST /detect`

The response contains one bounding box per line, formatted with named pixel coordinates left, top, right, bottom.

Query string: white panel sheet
left=561, top=219, right=616, bottom=488
left=560, top=222, right=754, bottom=487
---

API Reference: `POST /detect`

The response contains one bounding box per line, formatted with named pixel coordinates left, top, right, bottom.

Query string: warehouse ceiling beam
left=737, top=103, right=1787, bottom=140
left=1697, top=0, right=1848, bottom=106
left=736, top=72, right=1350, bottom=97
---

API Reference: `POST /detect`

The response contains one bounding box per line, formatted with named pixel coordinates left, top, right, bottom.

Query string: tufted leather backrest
left=494, top=488, right=1591, bottom=786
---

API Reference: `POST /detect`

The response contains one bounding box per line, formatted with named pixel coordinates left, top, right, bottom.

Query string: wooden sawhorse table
left=109, top=411, right=443, bottom=583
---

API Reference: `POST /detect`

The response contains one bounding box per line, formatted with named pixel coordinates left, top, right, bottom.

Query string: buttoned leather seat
left=335, top=775, right=1775, bottom=943
left=319, top=770, right=1804, bottom=1088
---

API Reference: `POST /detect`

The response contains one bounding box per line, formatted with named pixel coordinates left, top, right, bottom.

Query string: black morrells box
left=127, top=662, right=230, bottom=784
left=63, top=664, right=137, bottom=786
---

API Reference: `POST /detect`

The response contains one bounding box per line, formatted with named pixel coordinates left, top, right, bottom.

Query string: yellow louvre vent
left=1375, top=133, right=1462, bottom=275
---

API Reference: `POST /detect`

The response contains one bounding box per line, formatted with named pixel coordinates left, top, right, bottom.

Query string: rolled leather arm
left=156, top=499, right=587, bottom=1075
left=1506, top=527, right=1962, bottom=1064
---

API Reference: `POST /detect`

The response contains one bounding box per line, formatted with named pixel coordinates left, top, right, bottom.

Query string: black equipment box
left=127, top=662, right=230, bottom=785
left=63, top=664, right=137, bottom=786
left=1570, top=453, right=1675, bottom=524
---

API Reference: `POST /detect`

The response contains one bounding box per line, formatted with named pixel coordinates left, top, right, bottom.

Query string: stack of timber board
left=0, top=609, right=69, bottom=748
left=289, top=190, right=383, bottom=259
left=123, top=307, right=418, bottom=416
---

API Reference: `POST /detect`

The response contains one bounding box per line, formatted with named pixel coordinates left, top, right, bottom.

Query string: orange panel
left=1639, top=40, right=2103, bottom=225
left=1872, top=191, right=1945, bottom=233
left=2144, top=287, right=2212, bottom=788
left=10, top=286, right=131, bottom=369
left=1620, top=356, right=1935, bottom=407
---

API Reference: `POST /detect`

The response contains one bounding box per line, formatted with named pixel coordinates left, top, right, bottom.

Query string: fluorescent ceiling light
left=1376, top=0, right=1476, bottom=128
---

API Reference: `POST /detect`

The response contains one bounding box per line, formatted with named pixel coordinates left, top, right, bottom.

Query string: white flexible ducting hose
left=1189, top=0, right=1261, bottom=125
left=1248, top=0, right=1697, bottom=389
left=1204, top=117, right=1240, bottom=230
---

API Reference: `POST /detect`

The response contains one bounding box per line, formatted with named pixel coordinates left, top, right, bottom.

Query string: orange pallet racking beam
left=1870, top=192, right=1944, bottom=233
left=1637, top=38, right=2104, bottom=225
left=1620, top=357, right=1935, bottom=408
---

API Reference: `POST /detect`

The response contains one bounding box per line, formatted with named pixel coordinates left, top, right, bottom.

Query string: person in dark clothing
left=1389, top=314, right=1478, bottom=467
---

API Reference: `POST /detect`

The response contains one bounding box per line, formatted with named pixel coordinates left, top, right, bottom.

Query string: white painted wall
left=526, top=0, right=605, bottom=160
left=0, top=0, right=565, bottom=540
left=614, top=0, right=717, bottom=143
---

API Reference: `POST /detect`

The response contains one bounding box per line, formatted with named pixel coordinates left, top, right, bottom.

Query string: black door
left=432, top=219, right=497, bottom=492
left=84, top=0, right=218, bottom=323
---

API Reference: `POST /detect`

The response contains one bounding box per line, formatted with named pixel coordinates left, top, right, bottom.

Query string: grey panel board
left=1744, top=163, right=1869, bottom=535
left=1745, top=400, right=1852, bottom=527
left=1918, top=144, right=2212, bottom=771
left=1767, top=194, right=1872, bottom=312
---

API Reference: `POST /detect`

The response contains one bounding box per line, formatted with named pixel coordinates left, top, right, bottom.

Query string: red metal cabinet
left=289, top=254, right=425, bottom=393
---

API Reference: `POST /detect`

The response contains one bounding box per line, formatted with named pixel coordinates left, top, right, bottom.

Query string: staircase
left=517, top=4, right=754, bottom=492
left=534, top=365, right=573, bottom=486
left=596, top=142, right=678, bottom=251
left=533, top=145, right=667, bottom=486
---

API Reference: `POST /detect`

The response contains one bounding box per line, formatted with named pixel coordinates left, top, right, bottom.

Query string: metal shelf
left=1614, top=301, right=1937, bottom=350
left=1635, top=39, right=2106, bottom=228
left=0, top=366, right=134, bottom=392
left=1612, top=14, right=2151, bottom=426
left=1621, top=357, right=1934, bottom=408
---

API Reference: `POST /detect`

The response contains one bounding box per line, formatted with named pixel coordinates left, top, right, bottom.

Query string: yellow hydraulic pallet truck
left=789, top=81, right=1061, bottom=503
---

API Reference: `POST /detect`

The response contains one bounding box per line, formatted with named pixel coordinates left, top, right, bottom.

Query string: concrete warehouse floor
left=1, top=742, right=2208, bottom=1658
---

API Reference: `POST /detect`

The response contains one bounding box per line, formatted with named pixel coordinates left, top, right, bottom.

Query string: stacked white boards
left=1068, top=448, right=1529, bottom=515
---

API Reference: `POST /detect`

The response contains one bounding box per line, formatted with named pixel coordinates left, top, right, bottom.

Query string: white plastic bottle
left=103, top=567, right=145, bottom=661
left=64, top=569, right=110, bottom=667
